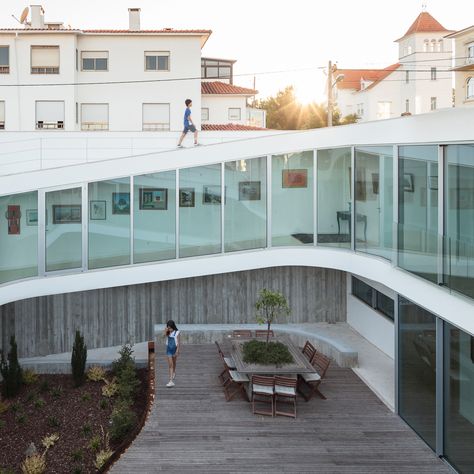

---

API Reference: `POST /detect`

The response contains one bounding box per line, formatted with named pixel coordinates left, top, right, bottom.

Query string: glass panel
left=82, top=58, right=94, bottom=70
left=355, top=146, right=393, bottom=260
left=398, top=297, right=437, bottom=450
left=145, top=55, right=156, bottom=70
left=272, top=151, right=313, bottom=246
left=88, top=178, right=130, bottom=269
left=157, top=56, right=169, bottom=70
left=352, top=277, right=373, bottom=306
left=445, top=144, right=474, bottom=300
left=398, top=145, right=438, bottom=283
left=179, top=164, right=221, bottom=258
left=224, top=157, right=266, bottom=252
left=317, top=147, right=351, bottom=248
left=376, top=292, right=394, bottom=320
left=45, top=187, right=82, bottom=272
left=134, top=171, right=176, bottom=263
left=0, top=191, right=38, bottom=284
left=0, top=46, right=9, bottom=65
left=444, top=322, right=474, bottom=473
left=206, top=66, right=218, bottom=77
left=95, top=58, right=107, bottom=70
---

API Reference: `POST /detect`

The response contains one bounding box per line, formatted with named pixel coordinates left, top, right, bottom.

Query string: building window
left=431, top=67, right=436, bottom=81
left=31, top=45, right=59, bottom=74
left=0, top=101, right=5, bottom=129
left=201, top=108, right=209, bottom=121
left=431, top=40, right=436, bottom=52
left=75, top=102, right=78, bottom=124
left=423, top=40, right=429, bottom=52
left=405, top=99, right=410, bottom=113
left=81, top=103, right=108, bottom=130
left=376, top=101, right=391, bottom=119
left=145, top=51, right=169, bottom=71
left=407, top=45, right=412, bottom=55
left=437, top=40, right=443, bottom=52
left=352, top=276, right=394, bottom=321
left=431, top=97, right=437, bottom=111
left=0, top=46, right=9, bottom=73
left=201, top=58, right=234, bottom=82
left=142, top=103, right=170, bottom=131
left=35, top=101, right=64, bottom=129
left=467, top=77, right=474, bottom=99
left=405, top=71, right=409, bottom=84
left=81, top=51, right=108, bottom=71
left=75, top=49, right=78, bottom=71
left=468, top=43, right=474, bottom=63
left=356, top=103, right=364, bottom=117
left=228, top=108, right=241, bottom=121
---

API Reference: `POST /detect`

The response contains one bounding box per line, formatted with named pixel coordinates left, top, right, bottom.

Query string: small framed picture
left=403, top=173, right=414, bottom=193
left=282, top=169, right=307, bottom=188
left=239, top=181, right=261, bottom=201
left=429, top=175, right=438, bottom=190
left=112, top=192, right=130, bottom=215
left=371, top=173, right=379, bottom=195
left=203, top=185, right=222, bottom=204
left=26, top=209, right=38, bottom=226
left=179, top=188, right=195, bottom=207
left=52, top=205, right=82, bottom=224
left=90, top=200, right=106, bottom=220
left=139, top=188, right=168, bottom=210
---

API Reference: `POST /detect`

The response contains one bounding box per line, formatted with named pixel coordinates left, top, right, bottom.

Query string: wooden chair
left=274, top=376, right=297, bottom=418
left=297, top=351, right=331, bottom=401
left=252, top=375, right=274, bottom=416
left=255, top=330, right=274, bottom=338
left=218, top=352, right=249, bottom=401
left=302, top=341, right=316, bottom=362
left=232, top=329, right=252, bottom=338
left=215, top=341, right=236, bottom=383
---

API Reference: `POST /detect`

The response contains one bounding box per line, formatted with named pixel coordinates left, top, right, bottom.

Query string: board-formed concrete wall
left=0, top=266, right=346, bottom=357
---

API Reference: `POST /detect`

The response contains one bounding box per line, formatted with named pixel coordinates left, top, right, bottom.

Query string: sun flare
left=294, top=82, right=319, bottom=105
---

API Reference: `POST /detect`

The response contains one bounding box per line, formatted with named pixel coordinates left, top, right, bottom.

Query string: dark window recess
left=352, top=276, right=394, bottom=321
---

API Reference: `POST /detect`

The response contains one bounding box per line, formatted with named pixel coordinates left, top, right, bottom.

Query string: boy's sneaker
left=177, top=144, right=183, bottom=148
left=166, top=380, right=175, bottom=387
left=194, top=142, right=201, bottom=146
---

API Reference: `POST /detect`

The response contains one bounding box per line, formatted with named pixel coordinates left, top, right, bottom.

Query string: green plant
left=99, top=398, right=108, bottom=410
left=71, top=330, right=87, bottom=387
left=0, top=420, right=5, bottom=429
left=47, top=416, right=60, bottom=428
left=81, top=392, right=91, bottom=402
left=16, top=413, right=28, bottom=425
left=33, top=398, right=45, bottom=409
left=51, top=386, right=63, bottom=399
left=71, top=468, right=82, bottom=474
left=116, top=362, right=140, bottom=403
left=71, top=448, right=83, bottom=462
left=39, top=379, right=50, bottom=393
left=255, top=289, right=290, bottom=344
left=110, top=401, right=137, bottom=442
left=0, top=335, right=23, bottom=398
left=82, top=422, right=92, bottom=437
left=242, top=340, right=294, bottom=365
left=21, top=454, right=46, bottom=474
left=102, top=378, right=118, bottom=398
left=10, top=401, right=20, bottom=412
left=87, top=365, right=107, bottom=382
left=112, top=343, right=134, bottom=376
left=94, top=449, right=113, bottom=470
left=89, top=434, right=101, bottom=452
left=41, top=433, right=59, bottom=450
left=23, top=369, right=39, bottom=386
left=0, top=399, right=9, bottom=414
left=26, top=391, right=36, bottom=403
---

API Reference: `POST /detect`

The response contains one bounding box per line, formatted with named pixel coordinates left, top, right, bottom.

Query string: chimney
left=30, top=5, right=45, bottom=28
left=128, top=8, right=140, bottom=31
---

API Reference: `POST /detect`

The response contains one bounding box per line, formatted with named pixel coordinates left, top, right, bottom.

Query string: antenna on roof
left=422, top=2, right=427, bottom=11
left=12, top=6, right=29, bottom=25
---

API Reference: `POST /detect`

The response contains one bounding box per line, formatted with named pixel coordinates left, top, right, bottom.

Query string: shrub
left=102, top=379, right=118, bottom=398
left=81, top=392, right=91, bottom=402
left=71, top=330, right=87, bottom=387
left=21, top=454, right=45, bottom=474
left=0, top=335, right=23, bottom=398
left=0, top=399, right=9, bottom=414
left=110, top=401, right=137, bottom=442
left=82, top=422, right=92, bottom=437
left=51, top=386, right=63, bottom=399
left=71, top=448, right=83, bottom=462
left=39, top=380, right=50, bottom=393
left=33, top=398, right=45, bottom=409
left=99, top=398, right=108, bottom=410
left=87, top=365, right=107, bottom=382
left=112, top=343, right=134, bottom=376
left=16, top=413, right=27, bottom=425
left=242, top=340, right=294, bottom=365
left=89, top=434, right=101, bottom=452
left=0, top=420, right=5, bottom=429
left=72, top=468, right=82, bottom=474
left=23, top=369, right=39, bottom=386
left=116, top=362, right=140, bottom=403
left=94, top=449, right=113, bottom=470
left=10, top=401, right=20, bottom=412
left=41, top=433, right=59, bottom=450
left=47, top=416, right=60, bottom=428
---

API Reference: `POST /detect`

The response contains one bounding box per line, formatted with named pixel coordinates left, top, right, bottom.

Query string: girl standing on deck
left=164, top=320, right=180, bottom=387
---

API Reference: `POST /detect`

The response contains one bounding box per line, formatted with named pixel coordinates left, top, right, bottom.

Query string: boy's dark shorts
left=183, top=124, right=197, bottom=134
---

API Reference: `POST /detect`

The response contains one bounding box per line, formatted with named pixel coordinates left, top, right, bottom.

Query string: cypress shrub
left=71, top=330, right=87, bottom=387
left=0, top=335, right=23, bottom=398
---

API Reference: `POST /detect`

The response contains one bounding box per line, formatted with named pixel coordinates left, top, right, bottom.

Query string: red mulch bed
left=0, top=367, right=149, bottom=473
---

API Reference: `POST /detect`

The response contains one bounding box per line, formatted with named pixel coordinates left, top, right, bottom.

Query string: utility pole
left=327, top=60, right=333, bottom=127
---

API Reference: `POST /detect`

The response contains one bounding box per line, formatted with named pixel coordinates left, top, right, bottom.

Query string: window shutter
left=81, top=104, right=108, bottom=123
left=31, top=46, right=60, bottom=67
left=36, top=101, right=64, bottom=122
left=0, top=102, right=5, bottom=121
left=81, top=51, right=108, bottom=59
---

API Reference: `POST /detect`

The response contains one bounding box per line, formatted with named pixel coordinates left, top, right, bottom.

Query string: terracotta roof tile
left=202, top=81, right=257, bottom=95
left=83, top=29, right=211, bottom=34
left=397, top=11, right=449, bottom=41
left=202, top=124, right=267, bottom=131
left=336, top=64, right=400, bottom=91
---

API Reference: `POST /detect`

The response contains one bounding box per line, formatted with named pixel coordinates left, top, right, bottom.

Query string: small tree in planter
left=71, top=330, right=87, bottom=387
left=0, top=335, right=23, bottom=398
left=255, top=289, right=290, bottom=345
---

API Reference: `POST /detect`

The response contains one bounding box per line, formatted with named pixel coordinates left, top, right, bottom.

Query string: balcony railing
left=31, top=66, right=59, bottom=74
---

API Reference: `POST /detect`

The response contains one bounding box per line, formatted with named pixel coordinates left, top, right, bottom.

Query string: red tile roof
left=201, top=81, right=257, bottom=95
left=202, top=124, right=267, bottom=131
left=83, top=29, right=212, bottom=34
left=397, top=12, right=450, bottom=41
left=336, top=64, right=400, bottom=91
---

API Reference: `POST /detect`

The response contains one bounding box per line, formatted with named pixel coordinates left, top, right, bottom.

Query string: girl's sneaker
left=172, top=372, right=176, bottom=380
left=166, top=380, right=175, bottom=387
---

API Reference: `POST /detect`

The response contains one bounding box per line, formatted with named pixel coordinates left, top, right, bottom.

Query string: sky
left=3, top=0, right=474, bottom=103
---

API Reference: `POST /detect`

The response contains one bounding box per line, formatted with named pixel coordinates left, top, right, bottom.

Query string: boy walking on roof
left=177, top=99, right=199, bottom=147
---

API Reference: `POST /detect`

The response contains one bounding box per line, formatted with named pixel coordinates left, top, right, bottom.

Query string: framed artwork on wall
left=89, top=200, right=106, bottom=220
left=403, top=173, right=414, bottom=192
left=238, top=181, right=261, bottom=201
left=26, top=209, right=38, bottom=226
left=429, top=175, right=438, bottom=190
left=282, top=169, right=307, bottom=188
left=179, top=188, right=195, bottom=207
left=371, top=173, right=379, bottom=195
left=355, top=168, right=367, bottom=201
left=112, top=192, right=130, bottom=215
left=6, top=205, right=21, bottom=234
left=139, top=188, right=168, bottom=210
left=52, top=204, right=82, bottom=224
left=203, top=185, right=222, bottom=204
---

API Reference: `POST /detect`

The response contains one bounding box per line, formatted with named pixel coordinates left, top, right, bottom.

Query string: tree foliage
left=255, top=289, right=290, bottom=344
left=256, top=86, right=357, bottom=130
left=0, top=335, right=23, bottom=398
left=71, top=330, right=87, bottom=387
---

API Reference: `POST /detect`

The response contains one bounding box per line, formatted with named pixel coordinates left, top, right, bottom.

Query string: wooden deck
left=111, top=344, right=450, bottom=473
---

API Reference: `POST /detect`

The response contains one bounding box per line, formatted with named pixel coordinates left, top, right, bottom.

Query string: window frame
left=81, top=51, right=109, bottom=72
left=228, top=107, right=241, bottom=121
left=0, top=100, right=5, bottom=129
left=430, top=67, right=437, bottom=81
left=144, top=51, right=170, bottom=72
left=467, top=77, right=474, bottom=99
left=467, top=43, right=474, bottom=63
left=201, top=107, right=209, bottom=121
left=351, top=276, right=394, bottom=321
left=142, top=103, right=170, bottom=131
left=30, top=45, right=60, bottom=74
left=0, top=45, right=9, bottom=73
left=430, top=96, right=437, bottom=111
left=81, top=103, right=109, bottom=131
